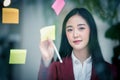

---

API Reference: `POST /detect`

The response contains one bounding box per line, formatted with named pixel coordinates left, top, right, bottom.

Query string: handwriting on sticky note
left=40, top=25, right=55, bottom=41
left=52, top=0, right=65, bottom=15
left=9, top=49, right=27, bottom=64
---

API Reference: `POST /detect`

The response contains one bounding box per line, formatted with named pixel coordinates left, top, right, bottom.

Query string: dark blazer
left=38, top=56, right=117, bottom=80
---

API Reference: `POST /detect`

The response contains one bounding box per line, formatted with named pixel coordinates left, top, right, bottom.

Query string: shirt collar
left=71, top=51, right=92, bottom=64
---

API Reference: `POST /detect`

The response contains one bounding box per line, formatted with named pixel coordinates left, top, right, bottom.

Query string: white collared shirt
left=72, top=52, right=92, bottom=80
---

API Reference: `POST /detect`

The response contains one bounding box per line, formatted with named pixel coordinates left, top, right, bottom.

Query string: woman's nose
left=73, top=29, right=79, bottom=38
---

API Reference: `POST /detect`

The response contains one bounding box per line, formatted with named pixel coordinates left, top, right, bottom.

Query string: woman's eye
left=79, top=27, right=85, bottom=30
left=67, top=29, right=73, bottom=32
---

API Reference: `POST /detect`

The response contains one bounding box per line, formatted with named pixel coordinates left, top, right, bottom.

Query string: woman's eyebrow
left=66, top=25, right=73, bottom=28
left=77, top=24, right=85, bottom=26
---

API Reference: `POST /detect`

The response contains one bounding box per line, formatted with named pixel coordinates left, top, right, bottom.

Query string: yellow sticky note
left=9, top=49, right=27, bottom=64
left=40, top=25, right=55, bottom=41
left=2, top=8, right=19, bottom=24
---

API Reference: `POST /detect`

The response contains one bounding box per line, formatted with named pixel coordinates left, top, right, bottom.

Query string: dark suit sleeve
left=38, top=59, right=57, bottom=80
left=48, top=62, right=58, bottom=80
left=38, top=59, right=49, bottom=80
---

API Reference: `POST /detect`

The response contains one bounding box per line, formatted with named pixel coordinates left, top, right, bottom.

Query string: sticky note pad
left=40, top=25, right=55, bottom=41
left=2, top=8, right=19, bottom=24
left=52, top=0, right=65, bottom=15
left=9, top=49, right=27, bottom=64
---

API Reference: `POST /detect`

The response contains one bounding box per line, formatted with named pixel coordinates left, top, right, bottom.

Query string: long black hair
left=59, top=8, right=113, bottom=80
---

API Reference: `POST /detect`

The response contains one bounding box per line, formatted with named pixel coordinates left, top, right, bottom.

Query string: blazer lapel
left=91, top=66, right=98, bottom=80
left=61, top=56, right=75, bottom=80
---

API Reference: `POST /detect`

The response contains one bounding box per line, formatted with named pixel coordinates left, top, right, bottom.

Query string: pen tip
left=60, top=60, right=63, bottom=63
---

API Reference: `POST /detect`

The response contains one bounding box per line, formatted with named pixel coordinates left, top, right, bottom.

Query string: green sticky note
left=9, top=49, right=27, bottom=64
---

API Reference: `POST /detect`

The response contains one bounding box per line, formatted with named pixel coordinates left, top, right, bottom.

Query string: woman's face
left=66, top=14, right=90, bottom=51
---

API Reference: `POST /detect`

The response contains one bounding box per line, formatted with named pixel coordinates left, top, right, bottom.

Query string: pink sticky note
left=52, top=0, right=65, bottom=15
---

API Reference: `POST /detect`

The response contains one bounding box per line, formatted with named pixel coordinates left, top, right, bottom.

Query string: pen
left=52, top=42, right=63, bottom=63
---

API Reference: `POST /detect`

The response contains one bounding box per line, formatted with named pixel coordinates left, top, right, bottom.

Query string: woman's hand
left=39, top=39, right=54, bottom=66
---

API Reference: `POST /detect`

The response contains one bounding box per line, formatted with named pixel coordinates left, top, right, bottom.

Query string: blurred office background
left=0, top=0, right=120, bottom=80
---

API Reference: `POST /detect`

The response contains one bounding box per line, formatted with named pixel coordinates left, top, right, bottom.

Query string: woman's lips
left=73, top=40, right=82, bottom=44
